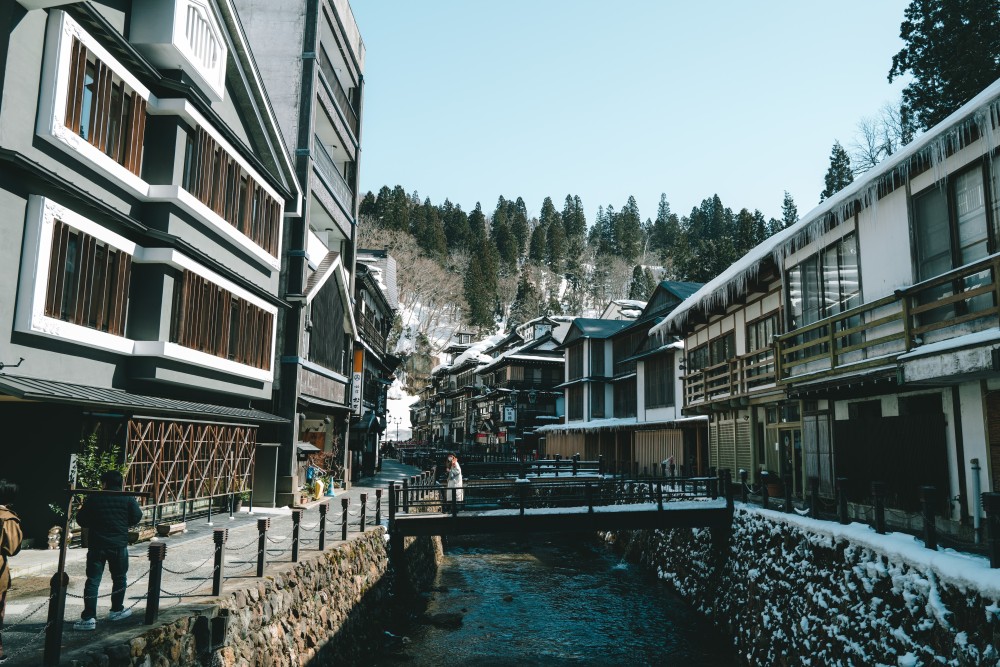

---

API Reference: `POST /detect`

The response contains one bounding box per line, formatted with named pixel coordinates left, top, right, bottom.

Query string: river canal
left=372, top=534, right=740, bottom=666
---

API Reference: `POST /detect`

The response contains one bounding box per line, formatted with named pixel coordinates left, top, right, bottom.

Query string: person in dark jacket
left=73, top=470, right=142, bottom=630
left=0, top=479, right=23, bottom=662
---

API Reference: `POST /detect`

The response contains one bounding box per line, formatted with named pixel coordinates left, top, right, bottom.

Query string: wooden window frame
left=44, top=219, right=131, bottom=336
left=644, top=354, right=674, bottom=409
left=182, top=127, right=280, bottom=256
left=64, top=38, right=147, bottom=176
left=171, top=270, right=273, bottom=370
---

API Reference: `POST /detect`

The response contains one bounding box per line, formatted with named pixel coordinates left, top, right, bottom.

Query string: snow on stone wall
left=609, top=508, right=1000, bottom=666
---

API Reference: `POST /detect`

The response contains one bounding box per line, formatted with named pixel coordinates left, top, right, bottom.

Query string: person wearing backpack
left=0, top=479, right=24, bottom=663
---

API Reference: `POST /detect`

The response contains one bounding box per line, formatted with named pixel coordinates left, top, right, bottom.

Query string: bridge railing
left=389, top=475, right=724, bottom=519
left=461, top=458, right=604, bottom=480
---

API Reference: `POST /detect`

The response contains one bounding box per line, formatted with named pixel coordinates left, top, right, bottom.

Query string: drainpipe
left=972, top=458, right=982, bottom=544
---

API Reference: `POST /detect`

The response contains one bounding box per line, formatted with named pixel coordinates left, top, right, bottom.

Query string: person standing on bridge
left=446, top=453, right=463, bottom=503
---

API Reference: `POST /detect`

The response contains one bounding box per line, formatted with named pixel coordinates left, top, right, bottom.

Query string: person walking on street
left=446, top=453, right=464, bottom=503
left=0, top=480, right=23, bottom=663
left=73, top=470, right=142, bottom=631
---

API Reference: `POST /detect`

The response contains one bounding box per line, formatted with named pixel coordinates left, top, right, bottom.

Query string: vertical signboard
left=351, top=348, right=364, bottom=414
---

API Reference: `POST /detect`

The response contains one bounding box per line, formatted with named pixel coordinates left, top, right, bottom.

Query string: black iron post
left=761, top=472, right=770, bottom=510
left=451, top=487, right=459, bottom=516
left=376, top=489, right=383, bottom=525
left=872, top=481, right=887, bottom=535
left=572, top=458, right=579, bottom=476
left=360, top=493, right=368, bottom=531
left=256, top=518, right=270, bottom=577
left=783, top=472, right=793, bottom=514
left=836, top=477, right=849, bottom=525
left=586, top=481, right=594, bottom=513
left=144, top=542, right=167, bottom=624
left=388, top=482, right=397, bottom=536
left=291, top=509, right=302, bottom=562
left=725, top=470, right=734, bottom=512
left=809, top=476, right=820, bottom=518
left=657, top=481, right=664, bottom=511
left=212, top=529, right=227, bottom=595
left=740, top=469, right=748, bottom=504
left=982, top=492, right=1000, bottom=568
left=402, top=479, right=409, bottom=513
left=42, top=570, right=68, bottom=667
left=341, top=498, right=349, bottom=541
left=921, top=485, right=938, bottom=550
left=519, top=481, right=527, bottom=516
left=318, top=501, right=329, bottom=551
left=598, top=455, right=604, bottom=475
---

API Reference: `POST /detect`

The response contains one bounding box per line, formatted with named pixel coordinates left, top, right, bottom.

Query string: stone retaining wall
left=607, top=507, right=1000, bottom=666
left=67, top=529, right=440, bottom=667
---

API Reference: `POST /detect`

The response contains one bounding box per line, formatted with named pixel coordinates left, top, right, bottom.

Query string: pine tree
left=490, top=201, right=519, bottom=271
left=528, top=222, right=547, bottom=263
left=464, top=239, right=499, bottom=329
left=627, top=264, right=655, bottom=300
left=820, top=141, right=854, bottom=202
left=508, top=275, right=542, bottom=328
left=614, top=196, right=642, bottom=261
left=510, top=197, right=530, bottom=256
left=546, top=214, right=567, bottom=273
left=468, top=202, right=488, bottom=247
left=373, top=185, right=391, bottom=223
left=781, top=191, right=799, bottom=229
left=889, top=0, right=1000, bottom=131
left=442, top=199, right=471, bottom=251
left=562, top=194, right=587, bottom=240
left=359, top=191, right=376, bottom=218
left=385, top=185, right=410, bottom=231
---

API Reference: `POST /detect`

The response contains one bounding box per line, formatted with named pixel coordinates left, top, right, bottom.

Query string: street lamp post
left=392, top=416, right=402, bottom=442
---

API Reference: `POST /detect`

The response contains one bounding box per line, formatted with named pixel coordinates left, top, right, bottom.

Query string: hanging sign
left=351, top=349, right=364, bottom=414
left=503, top=406, right=516, bottom=424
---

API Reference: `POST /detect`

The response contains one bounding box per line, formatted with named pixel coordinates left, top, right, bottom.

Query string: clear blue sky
left=351, top=0, right=911, bottom=225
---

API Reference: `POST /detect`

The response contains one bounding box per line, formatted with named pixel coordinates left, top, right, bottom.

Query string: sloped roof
left=0, top=374, right=286, bottom=423
left=561, top=318, right=633, bottom=347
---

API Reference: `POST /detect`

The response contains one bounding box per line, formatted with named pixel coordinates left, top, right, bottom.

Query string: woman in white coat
left=445, top=453, right=463, bottom=503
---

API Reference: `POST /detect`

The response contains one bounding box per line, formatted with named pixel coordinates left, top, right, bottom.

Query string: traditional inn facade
left=235, top=0, right=365, bottom=502
left=542, top=282, right=707, bottom=476
left=0, top=0, right=302, bottom=539
left=653, top=77, right=1000, bottom=533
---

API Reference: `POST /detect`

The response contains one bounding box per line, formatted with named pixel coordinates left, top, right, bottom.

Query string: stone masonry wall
left=607, top=507, right=1000, bottom=666
left=66, top=529, right=441, bottom=667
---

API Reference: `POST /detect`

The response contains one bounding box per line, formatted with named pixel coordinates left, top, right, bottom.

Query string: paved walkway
left=0, top=460, right=422, bottom=666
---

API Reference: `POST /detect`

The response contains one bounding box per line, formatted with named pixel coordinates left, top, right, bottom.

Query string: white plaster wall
left=857, top=188, right=912, bottom=301
left=959, top=381, right=988, bottom=520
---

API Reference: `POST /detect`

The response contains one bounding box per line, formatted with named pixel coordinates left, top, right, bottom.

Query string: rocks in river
left=420, top=612, right=464, bottom=628
left=502, top=594, right=514, bottom=602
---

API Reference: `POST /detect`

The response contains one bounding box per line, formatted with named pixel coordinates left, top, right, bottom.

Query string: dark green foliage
left=781, top=191, right=798, bottom=229
left=359, top=191, right=377, bottom=217
left=384, top=185, right=411, bottom=231
left=614, top=196, right=643, bottom=261
left=889, top=0, right=1000, bottom=131
left=511, top=197, right=530, bottom=256
left=468, top=202, right=488, bottom=247
left=411, top=197, right=447, bottom=258
left=562, top=194, right=587, bottom=240
left=546, top=213, right=567, bottom=272
left=491, top=197, right=519, bottom=271
left=528, top=222, right=547, bottom=263
left=508, top=275, right=542, bottom=327
left=442, top=199, right=471, bottom=251
left=820, top=141, right=854, bottom=202
left=464, top=239, right=499, bottom=329
left=627, top=265, right=657, bottom=300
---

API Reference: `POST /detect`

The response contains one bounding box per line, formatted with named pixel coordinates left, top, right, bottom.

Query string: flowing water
left=372, top=535, right=740, bottom=666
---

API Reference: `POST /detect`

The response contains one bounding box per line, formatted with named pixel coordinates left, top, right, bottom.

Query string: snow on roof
left=536, top=414, right=706, bottom=433
left=651, top=77, right=1000, bottom=340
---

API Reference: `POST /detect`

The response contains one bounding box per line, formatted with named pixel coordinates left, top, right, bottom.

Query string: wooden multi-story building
left=235, top=0, right=365, bottom=499
left=654, top=77, right=1000, bottom=532
left=543, top=282, right=706, bottom=474
left=0, top=0, right=301, bottom=538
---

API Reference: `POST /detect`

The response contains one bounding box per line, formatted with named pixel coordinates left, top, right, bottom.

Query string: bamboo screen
left=124, top=418, right=256, bottom=506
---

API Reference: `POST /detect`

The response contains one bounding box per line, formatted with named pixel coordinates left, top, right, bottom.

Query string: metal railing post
left=341, top=498, right=349, bottom=540
left=761, top=472, right=770, bottom=510
left=809, top=476, right=820, bottom=518
left=42, top=571, right=68, bottom=666
left=725, top=470, right=734, bottom=512
left=740, top=469, right=748, bottom=504
left=921, top=486, right=938, bottom=550
left=983, top=492, right=1000, bottom=568
left=402, top=479, right=409, bottom=513
left=291, top=509, right=302, bottom=562
left=451, top=487, right=459, bottom=516
left=144, top=542, right=167, bottom=624
left=783, top=471, right=793, bottom=513
left=376, top=488, right=383, bottom=525
left=872, top=481, right=887, bottom=535
left=586, top=481, right=594, bottom=513
left=836, top=477, right=849, bottom=525
left=318, top=501, right=329, bottom=551
left=212, top=529, right=227, bottom=595
left=388, top=482, right=396, bottom=535
left=360, top=493, right=368, bottom=532
left=256, top=518, right=269, bottom=577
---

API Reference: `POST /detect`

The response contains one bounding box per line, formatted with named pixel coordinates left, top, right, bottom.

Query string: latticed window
left=568, top=343, right=584, bottom=379
left=64, top=38, right=147, bottom=175
left=45, top=219, right=131, bottom=336
left=171, top=270, right=273, bottom=369
left=567, top=384, right=583, bottom=420
left=182, top=127, right=281, bottom=255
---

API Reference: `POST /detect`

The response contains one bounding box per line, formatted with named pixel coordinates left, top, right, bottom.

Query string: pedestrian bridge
left=388, top=476, right=734, bottom=539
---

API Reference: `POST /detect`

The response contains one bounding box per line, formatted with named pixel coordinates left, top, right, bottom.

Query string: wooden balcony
left=775, top=254, right=1000, bottom=385
left=683, top=348, right=776, bottom=406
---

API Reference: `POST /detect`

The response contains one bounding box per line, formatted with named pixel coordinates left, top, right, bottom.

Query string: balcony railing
left=356, top=312, right=386, bottom=355
left=775, top=253, right=1000, bottom=384
left=683, top=348, right=777, bottom=406
left=318, top=47, right=360, bottom=137
left=313, top=135, right=354, bottom=210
